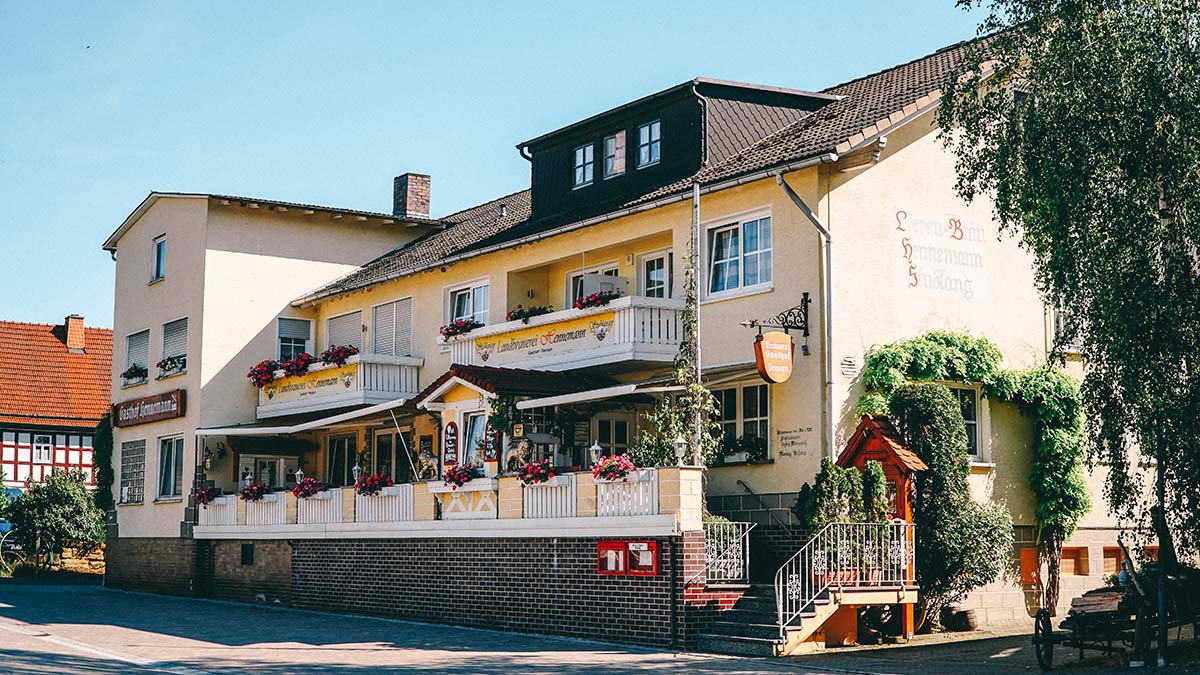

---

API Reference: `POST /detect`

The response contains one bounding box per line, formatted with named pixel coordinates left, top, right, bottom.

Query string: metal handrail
left=687, top=520, right=756, bottom=586
left=774, top=521, right=915, bottom=639
left=736, top=479, right=796, bottom=532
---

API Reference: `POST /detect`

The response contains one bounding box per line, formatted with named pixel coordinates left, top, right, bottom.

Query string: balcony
left=256, top=353, right=423, bottom=419
left=448, top=296, right=684, bottom=372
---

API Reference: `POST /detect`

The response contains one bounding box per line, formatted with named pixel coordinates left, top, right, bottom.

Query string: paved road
left=0, top=583, right=1194, bottom=674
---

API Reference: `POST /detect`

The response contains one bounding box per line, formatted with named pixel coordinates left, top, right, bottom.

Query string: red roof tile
left=0, top=320, right=113, bottom=429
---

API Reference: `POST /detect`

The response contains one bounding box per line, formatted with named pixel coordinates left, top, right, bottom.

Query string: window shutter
left=278, top=318, right=311, bottom=341
left=327, top=312, right=362, bottom=350
left=372, top=303, right=396, bottom=356
left=394, top=297, right=412, bottom=356
left=127, top=330, right=149, bottom=368
left=162, top=318, right=188, bottom=359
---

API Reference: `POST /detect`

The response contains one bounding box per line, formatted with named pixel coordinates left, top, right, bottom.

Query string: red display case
left=626, top=540, right=659, bottom=576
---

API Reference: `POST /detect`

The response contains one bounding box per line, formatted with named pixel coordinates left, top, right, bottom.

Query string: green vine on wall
left=856, top=331, right=1090, bottom=611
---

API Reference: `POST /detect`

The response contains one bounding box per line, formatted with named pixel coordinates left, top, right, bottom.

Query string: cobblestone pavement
left=0, top=583, right=1196, bottom=674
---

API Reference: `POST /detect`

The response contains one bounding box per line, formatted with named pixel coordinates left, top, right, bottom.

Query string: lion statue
left=414, top=446, right=439, bottom=481
left=504, top=438, right=531, bottom=474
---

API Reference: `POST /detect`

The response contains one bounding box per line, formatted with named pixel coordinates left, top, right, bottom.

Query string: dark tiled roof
left=413, top=364, right=617, bottom=405
left=298, top=38, right=979, bottom=305
left=704, top=96, right=814, bottom=165
left=0, top=321, right=113, bottom=428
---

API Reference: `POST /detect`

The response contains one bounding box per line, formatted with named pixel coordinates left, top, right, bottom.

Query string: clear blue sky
left=0, top=2, right=982, bottom=329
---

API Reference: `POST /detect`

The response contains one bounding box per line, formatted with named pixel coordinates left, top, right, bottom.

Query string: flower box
left=259, top=491, right=283, bottom=503
left=522, top=474, right=571, bottom=489
left=427, top=477, right=498, bottom=494
left=593, top=468, right=654, bottom=484
left=723, top=452, right=750, bottom=464
left=380, top=485, right=407, bottom=497
left=308, top=489, right=337, bottom=501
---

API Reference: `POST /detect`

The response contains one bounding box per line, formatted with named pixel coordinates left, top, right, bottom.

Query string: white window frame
left=159, top=316, right=188, bottom=377
left=32, top=434, right=53, bottom=464
left=711, top=383, right=771, bottom=458
left=573, top=143, right=594, bottom=189
left=119, top=439, right=146, bottom=505
left=603, top=131, right=626, bottom=179
left=124, top=328, right=150, bottom=386
left=446, top=280, right=490, bottom=327
left=150, top=235, right=166, bottom=283
left=948, top=386, right=984, bottom=460
left=702, top=208, right=773, bottom=300
left=636, top=249, right=673, bottom=298
left=637, top=120, right=661, bottom=168
left=566, top=261, right=620, bottom=307
left=156, top=435, right=185, bottom=499
left=276, top=317, right=312, bottom=361
left=462, top=410, right=489, bottom=467
left=1050, top=304, right=1083, bottom=354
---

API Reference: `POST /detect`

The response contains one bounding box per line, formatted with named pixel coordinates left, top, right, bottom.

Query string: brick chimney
left=393, top=173, right=431, bottom=219
left=65, top=314, right=85, bottom=353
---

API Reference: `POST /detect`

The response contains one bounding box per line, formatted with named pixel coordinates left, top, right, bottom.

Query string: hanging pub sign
left=754, top=331, right=795, bottom=384
left=443, top=421, right=459, bottom=464
left=113, top=389, right=186, bottom=427
left=484, top=430, right=500, bottom=462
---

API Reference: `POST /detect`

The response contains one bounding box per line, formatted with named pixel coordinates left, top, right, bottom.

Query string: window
left=596, top=417, right=629, bottom=456
left=327, top=435, right=357, bottom=487
left=463, top=412, right=489, bottom=466
left=372, top=298, right=413, bottom=356
left=157, top=436, right=184, bottom=499
left=326, top=311, right=362, bottom=350
left=32, top=434, right=52, bottom=464
left=951, top=387, right=979, bottom=457
left=1060, top=547, right=1089, bottom=576
left=637, top=120, right=661, bottom=167
left=161, top=317, right=188, bottom=375
left=711, top=384, right=771, bottom=455
left=450, top=284, right=489, bottom=325
left=151, top=236, right=166, bottom=281
left=604, top=131, right=626, bottom=178
left=640, top=252, right=672, bottom=298
left=1051, top=304, right=1082, bottom=352
left=119, top=440, right=145, bottom=504
left=573, top=143, right=594, bottom=188
left=125, top=329, right=149, bottom=384
left=707, top=216, right=772, bottom=295
left=569, top=266, right=619, bottom=305
left=241, top=543, right=255, bottom=565
left=277, top=318, right=311, bottom=361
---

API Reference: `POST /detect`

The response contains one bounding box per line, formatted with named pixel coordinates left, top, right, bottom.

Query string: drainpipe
left=774, top=170, right=836, bottom=461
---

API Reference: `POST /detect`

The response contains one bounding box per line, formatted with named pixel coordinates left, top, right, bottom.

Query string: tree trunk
left=1039, top=527, right=1064, bottom=614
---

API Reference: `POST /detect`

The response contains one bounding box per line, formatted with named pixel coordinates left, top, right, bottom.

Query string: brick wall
left=290, top=537, right=683, bottom=648
left=104, top=536, right=194, bottom=596
left=680, top=530, right=751, bottom=640
left=199, top=540, right=291, bottom=605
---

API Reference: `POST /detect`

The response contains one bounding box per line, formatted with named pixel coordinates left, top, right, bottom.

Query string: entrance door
left=373, top=430, right=414, bottom=484
left=327, top=435, right=357, bottom=486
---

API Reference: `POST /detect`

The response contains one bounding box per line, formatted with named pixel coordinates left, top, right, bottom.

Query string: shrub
left=9, top=469, right=105, bottom=571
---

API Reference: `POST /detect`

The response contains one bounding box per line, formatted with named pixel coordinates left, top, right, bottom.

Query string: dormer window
left=573, top=143, right=594, bottom=188
left=637, top=120, right=661, bottom=167
left=604, top=131, right=626, bottom=178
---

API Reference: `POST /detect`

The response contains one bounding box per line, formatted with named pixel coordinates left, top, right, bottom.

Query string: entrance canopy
left=196, top=398, right=412, bottom=437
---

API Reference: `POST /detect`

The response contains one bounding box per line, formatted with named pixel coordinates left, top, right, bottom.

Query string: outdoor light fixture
left=674, top=436, right=688, bottom=466
left=352, top=463, right=362, bottom=483
left=294, top=467, right=304, bottom=483
left=589, top=442, right=602, bottom=463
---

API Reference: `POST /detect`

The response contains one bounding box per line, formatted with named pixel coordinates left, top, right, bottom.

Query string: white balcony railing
left=449, top=296, right=683, bottom=372
left=256, top=353, right=423, bottom=419
left=297, top=490, right=343, bottom=524
left=197, top=496, right=236, bottom=526
left=355, top=484, right=415, bottom=523
left=523, top=474, right=577, bottom=519
left=596, top=469, right=659, bottom=517
left=245, top=493, right=287, bottom=526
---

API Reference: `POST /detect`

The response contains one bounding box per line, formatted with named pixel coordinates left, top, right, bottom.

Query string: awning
left=515, top=383, right=682, bottom=410
left=196, top=398, right=409, bottom=436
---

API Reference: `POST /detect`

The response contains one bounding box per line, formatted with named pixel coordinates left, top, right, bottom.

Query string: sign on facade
left=113, top=389, right=186, bottom=427
left=260, top=364, right=356, bottom=406
left=443, top=421, right=458, bottom=465
left=754, top=331, right=794, bottom=383
left=473, top=312, right=616, bottom=366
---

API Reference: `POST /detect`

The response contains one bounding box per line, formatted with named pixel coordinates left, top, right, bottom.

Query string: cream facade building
left=102, top=40, right=1123, bottom=653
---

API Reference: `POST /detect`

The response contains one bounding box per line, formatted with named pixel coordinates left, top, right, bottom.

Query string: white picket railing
left=596, top=469, right=659, bottom=517
left=245, top=493, right=287, bottom=526
left=355, top=484, right=415, bottom=523
left=297, top=491, right=343, bottom=524
left=197, top=496, right=236, bottom=526
left=775, top=521, right=916, bottom=638
left=523, top=474, right=577, bottom=519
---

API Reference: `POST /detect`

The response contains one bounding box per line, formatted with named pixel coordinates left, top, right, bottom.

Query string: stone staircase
left=697, top=583, right=834, bottom=656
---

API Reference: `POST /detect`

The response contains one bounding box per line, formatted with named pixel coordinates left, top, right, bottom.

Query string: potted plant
left=574, top=290, right=622, bottom=310
left=591, top=454, right=639, bottom=482
left=320, top=344, right=359, bottom=366
left=439, top=318, right=484, bottom=341
left=156, top=354, right=187, bottom=378
left=282, top=352, right=316, bottom=377
left=355, top=472, right=393, bottom=496
left=291, top=477, right=328, bottom=499
left=121, top=364, right=148, bottom=384
left=443, top=462, right=483, bottom=490
left=239, top=480, right=269, bottom=502
left=517, top=459, right=557, bottom=486
left=247, top=359, right=280, bottom=388
left=505, top=304, right=554, bottom=323
left=193, top=484, right=220, bottom=509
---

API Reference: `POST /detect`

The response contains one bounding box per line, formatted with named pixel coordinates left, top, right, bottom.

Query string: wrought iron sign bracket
left=740, top=293, right=812, bottom=355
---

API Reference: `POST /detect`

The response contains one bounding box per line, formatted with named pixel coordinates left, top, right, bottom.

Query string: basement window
left=241, top=543, right=255, bottom=566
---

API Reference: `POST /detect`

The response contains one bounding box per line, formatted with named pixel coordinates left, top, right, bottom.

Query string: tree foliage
left=92, top=414, right=114, bottom=512
left=862, top=460, right=890, bottom=523
left=10, top=469, right=105, bottom=570
left=939, top=1, right=1200, bottom=555
left=791, top=458, right=891, bottom=530
left=890, top=383, right=1014, bottom=628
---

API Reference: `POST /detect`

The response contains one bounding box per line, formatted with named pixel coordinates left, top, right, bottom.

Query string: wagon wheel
left=1033, top=608, right=1054, bottom=672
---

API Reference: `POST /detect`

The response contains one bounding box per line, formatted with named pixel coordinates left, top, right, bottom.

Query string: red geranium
left=355, top=472, right=393, bottom=496
left=574, top=290, right=621, bottom=310
left=282, top=352, right=316, bottom=377
left=443, top=463, right=482, bottom=490
left=291, top=476, right=327, bottom=499
left=517, top=459, right=556, bottom=486
left=320, top=344, right=359, bottom=366
left=439, top=319, right=484, bottom=341
left=239, top=481, right=269, bottom=502
left=193, top=484, right=221, bottom=509
left=247, top=359, right=280, bottom=388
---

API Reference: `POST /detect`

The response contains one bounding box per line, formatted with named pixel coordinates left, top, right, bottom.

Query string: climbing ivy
left=857, top=332, right=1089, bottom=612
